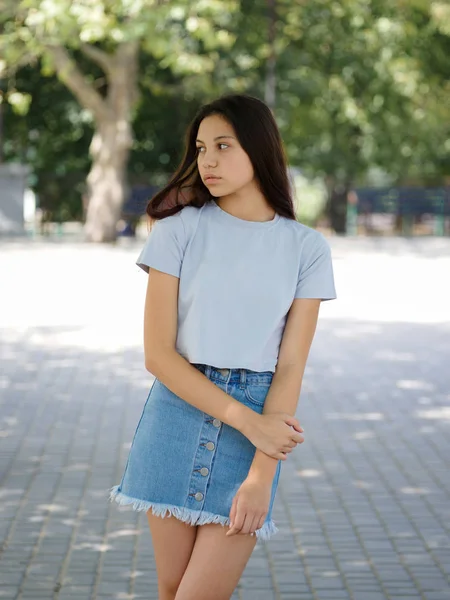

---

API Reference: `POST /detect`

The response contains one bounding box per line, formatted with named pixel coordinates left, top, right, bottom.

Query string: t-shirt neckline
left=210, top=199, right=280, bottom=229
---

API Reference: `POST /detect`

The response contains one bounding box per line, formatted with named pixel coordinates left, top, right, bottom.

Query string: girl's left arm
left=247, top=297, right=322, bottom=483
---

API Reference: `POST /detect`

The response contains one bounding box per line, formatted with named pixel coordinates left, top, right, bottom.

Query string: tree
left=271, top=0, right=435, bottom=231
left=0, top=0, right=236, bottom=241
left=231, top=0, right=449, bottom=231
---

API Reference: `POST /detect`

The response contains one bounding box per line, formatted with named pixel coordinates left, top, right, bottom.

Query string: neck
left=216, top=183, right=275, bottom=223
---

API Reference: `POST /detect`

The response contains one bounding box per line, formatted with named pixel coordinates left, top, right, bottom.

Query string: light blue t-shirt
left=136, top=199, right=336, bottom=373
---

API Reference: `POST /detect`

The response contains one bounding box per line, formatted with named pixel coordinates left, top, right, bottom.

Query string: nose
left=200, top=148, right=218, bottom=168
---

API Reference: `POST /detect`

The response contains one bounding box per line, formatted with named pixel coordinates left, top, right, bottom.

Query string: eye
left=218, top=143, right=229, bottom=150
left=196, top=146, right=205, bottom=154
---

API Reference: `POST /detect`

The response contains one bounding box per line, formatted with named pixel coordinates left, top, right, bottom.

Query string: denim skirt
left=110, top=363, right=282, bottom=542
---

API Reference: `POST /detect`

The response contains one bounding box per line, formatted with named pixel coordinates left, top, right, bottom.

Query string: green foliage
left=3, top=65, right=92, bottom=219
left=0, top=0, right=237, bottom=78
left=291, top=171, right=327, bottom=228
left=1, top=0, right=448, bottom=226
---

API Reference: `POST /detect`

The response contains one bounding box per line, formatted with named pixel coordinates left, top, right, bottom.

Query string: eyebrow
left=195, top=135, right=236, bottom=143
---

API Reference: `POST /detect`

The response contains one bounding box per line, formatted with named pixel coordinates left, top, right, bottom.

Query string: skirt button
left=206, top=442, right=215, bottom=451
left=200, top=467, right=209, bottom=476
left=213, top=419, right=221, bottom=428
left=194, top=492, right=204, bottom=501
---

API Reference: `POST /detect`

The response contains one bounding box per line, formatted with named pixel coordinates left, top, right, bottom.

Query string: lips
left=204, top=175, right=222, bottom=183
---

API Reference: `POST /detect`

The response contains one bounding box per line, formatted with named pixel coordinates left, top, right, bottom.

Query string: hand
left=226, top=477, right=272, bottom=537
left=243, top=412, right=304, bottom=460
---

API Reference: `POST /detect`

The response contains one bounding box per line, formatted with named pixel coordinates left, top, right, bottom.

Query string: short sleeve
left=136, top=213, right=186, bottom=277
left=295, top=234, right=337, bottom=301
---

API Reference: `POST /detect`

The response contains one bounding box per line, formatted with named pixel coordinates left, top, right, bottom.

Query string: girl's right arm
left=143, top=268, right=303, bottom=461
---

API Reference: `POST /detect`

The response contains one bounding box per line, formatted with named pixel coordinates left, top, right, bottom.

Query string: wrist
left=231, top=403, right=260, bottom=436
left=247, top=449, right=279, bottom=484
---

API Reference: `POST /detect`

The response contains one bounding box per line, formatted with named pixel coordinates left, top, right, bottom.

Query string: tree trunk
left=84, top=120, right=132, bottom=242
left=325, top=176, right=351, bottom=234
left=45, top=42, right=139, bottom=243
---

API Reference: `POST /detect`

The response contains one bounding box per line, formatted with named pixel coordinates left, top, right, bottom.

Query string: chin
left=211, top=189, right=230, bottom=198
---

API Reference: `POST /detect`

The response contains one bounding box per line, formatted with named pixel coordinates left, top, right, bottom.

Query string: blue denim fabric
left=110, top=363, right=282, bottom=542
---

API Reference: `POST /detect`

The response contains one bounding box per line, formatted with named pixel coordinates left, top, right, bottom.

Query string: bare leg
left=175, top=523, right=258, bottom=600
left=147, top=511, right=198, bottom=600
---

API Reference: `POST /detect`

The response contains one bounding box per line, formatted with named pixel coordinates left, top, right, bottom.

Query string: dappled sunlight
left=88, top=489, right=111, bottom=499
left=352, top=430, right=376, bottom=440
left=426, top=535, right=449, bottom=549
left=419, top=425, right=436, bottom=434
left=396, top=379, right=435, bottom=391
left=28, top=515, right=46, bottom=523
left=0, top=429, right=14, bottom=438
left=418, top=396, right=433, bottom=404
left=330, top=364, right=345, bottom=376
left=72, top=542, right=114, bottom=552
left=35, top=503, right=69, bottom=514
left=343, top=559, right=372, bottom=568
left=1, top=240, right=448, bottom=597
left=0, top=488, right=24, bottom=499
left=63, top=462, right=90, bottom=472
left=107, top=528, right=141, bottom=539
left=353, top=480, right=373, bottom=489
left=373, top=350, right=417, bottom=362
left=334, top=324, right=383, bottom=337
left=296, top=469, right=323, bottom=478
left=400, top=487, right=431, bottom=495
left=401, top=553, right=433, bottom=564
left=326, top=412, right=385, bottom=421
left=394, top=531, right=417, bottom=539
left=416, top=407, right=450, bottom=421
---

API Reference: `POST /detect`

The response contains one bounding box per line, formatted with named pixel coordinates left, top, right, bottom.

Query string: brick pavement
left=0, top=236, right=449, bottom=600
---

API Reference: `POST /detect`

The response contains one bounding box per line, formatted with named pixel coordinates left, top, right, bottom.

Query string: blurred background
left=0, top=0, right=449, bottom=241
left=0, top=2, right=449, bottom=600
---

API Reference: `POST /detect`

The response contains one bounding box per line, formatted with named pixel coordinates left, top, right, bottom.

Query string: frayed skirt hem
left=109, top=485, right=278, bottom=542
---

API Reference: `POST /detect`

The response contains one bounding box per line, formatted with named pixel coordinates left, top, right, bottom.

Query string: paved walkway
left=0, top=235, right=449, bottom=600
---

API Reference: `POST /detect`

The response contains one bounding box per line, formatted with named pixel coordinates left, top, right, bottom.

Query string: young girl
left=110, top=94, right=336, bottom=600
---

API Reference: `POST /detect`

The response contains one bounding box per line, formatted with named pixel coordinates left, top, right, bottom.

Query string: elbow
left=145, top=352, right=160, bottom=375
left=144, top=348, right=174, bottom=376
left=145, top=357, right=156, bottom=374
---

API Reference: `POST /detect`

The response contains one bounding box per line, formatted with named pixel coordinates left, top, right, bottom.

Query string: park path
left=0, top=235, right=449, bottom=600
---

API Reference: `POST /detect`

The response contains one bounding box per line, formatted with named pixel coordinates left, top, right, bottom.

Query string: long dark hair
left=146, top=94, right=296, bottom=221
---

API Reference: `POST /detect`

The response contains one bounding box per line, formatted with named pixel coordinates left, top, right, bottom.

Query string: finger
left=239, top=513, right=254, bottom=536
left=249, top=514, right=262, bottom=535
left=268, top=449, right=287, bottom=460
left=227, top=502, right=245, bottom=536
left=285, top=417, right=303, bottom=432
left=256, top=514, right=266, bottom=533
left=229, top=495, right=237, bottom=528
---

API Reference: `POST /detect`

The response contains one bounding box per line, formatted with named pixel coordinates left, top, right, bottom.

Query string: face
left=196, top=114, right=255, bottom=197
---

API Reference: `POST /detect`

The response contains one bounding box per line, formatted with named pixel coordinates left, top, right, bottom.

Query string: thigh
left=147, top=512, right=198, bottom=596
left=175, top=523, right=257, bottom=600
